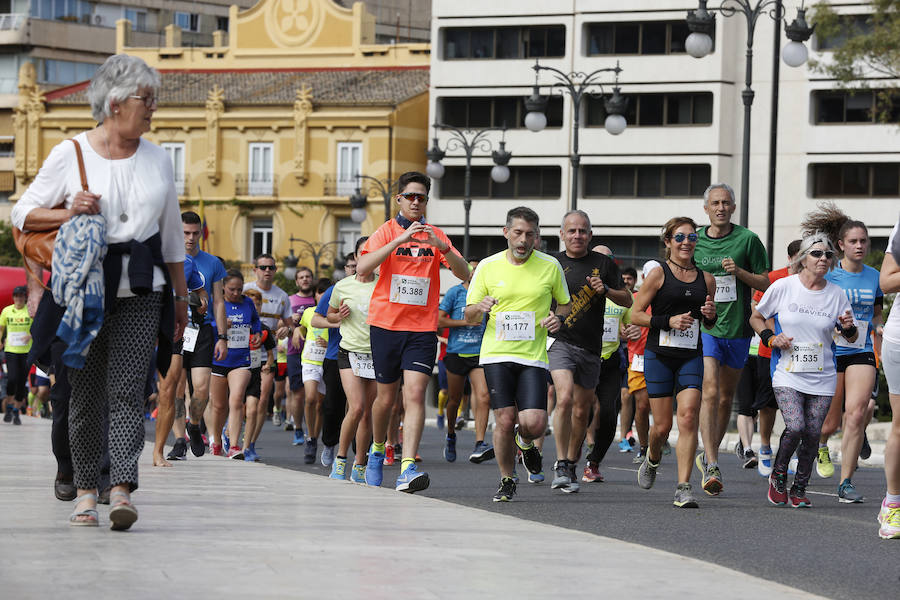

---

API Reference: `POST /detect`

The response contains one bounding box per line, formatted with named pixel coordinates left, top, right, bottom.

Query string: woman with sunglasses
left=802, top=206, right=882, bottom=503
left=750, top=233, right=856, bottom=508
left=631, top=217, right=717, bottom=508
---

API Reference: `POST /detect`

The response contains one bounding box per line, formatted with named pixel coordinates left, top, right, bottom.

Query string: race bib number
left=834, top=320, right=868, bottom=350
left=658, top=320, right=699, bottom=349
left=304, top=339, right=327, bottom=362
left=349, top=352, right=375, bottom=379
left=228, top=326, right=250, bottom=349
left=602, top=317, right=619, bottom=343
left=496, top=311, right=535, bottom=341
left=714, top=274, right=737, bottom=303
left=389, top=274, right=430, bottom=306
left=250, top=348, right=262, bottom=369
left=779, top=342, right=824, bottom=373
left=630, top=354, right=644, bottom=373
left=182, top=326, right=199, bottom=353
left=7, top=331, right=28, bottom=347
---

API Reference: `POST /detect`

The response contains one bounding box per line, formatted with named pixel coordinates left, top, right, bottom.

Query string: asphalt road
left=147, top=419, right=899, bottom=600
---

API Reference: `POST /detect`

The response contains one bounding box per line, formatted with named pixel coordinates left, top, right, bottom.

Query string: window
left=440, top=166, right=561, bottom=199
left=337, top=218, right=361, bottom=262
left=597, top=236, right=664, bottom=270
left=336, top=142, right=362, bottom=196
left=162, top=143, right=185, bottom=195
left=31, top=0, right=90, bottom=21
left=584, top=164, right=711, bottom=198
left=587, top=21, right=697, bottom=56
left=175, top=12, right=199, bottom=32
left=125, top=8, right=147, bottom=32
left=216, top=16, right=228, bottom=32
left=815, top=15, right=873, bottom=50
left=443, top=25, right=565, bottom=60
left=586, top=92, right=713, bottom=127
left=248, top=143, right=274, bottom=196
left=251, top=218, right=273, bottom=261
left=812, top=163, right=900, bottom=197
left=813, top=90, right=900, bottom=124
left=440, top=96, right=564, bottom=129
left=39, top=59, right=98, bottom=85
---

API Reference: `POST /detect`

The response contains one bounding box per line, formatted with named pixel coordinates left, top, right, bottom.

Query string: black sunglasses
left=808, top=249, right=835, bottom=259
left=257, top=264, right=277, bottom=271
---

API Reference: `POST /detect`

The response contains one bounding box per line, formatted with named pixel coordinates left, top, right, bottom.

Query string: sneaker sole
left=702, top=477, right=722, bottom=496
left=492, top=495, right=513, bottom=502
left=561, top=484, right=580, bottom=494
left=791, top=501, right=812, bottom=508
left=838, top=496, right=864, bottom=504
left=396, top=473, right=430, bottom=493
left=469, top=448, right=495, bottom=464
left=878, top=529, right=900, bottom=539
left=550, top=478, right=570, bottom=490
left=767, top=493, right=786, bottom=506
left=742, top=458, right=759, bottom=469
left=582, top=475, right=604, bottom=483
left=673, top=499, right=699, bottom=508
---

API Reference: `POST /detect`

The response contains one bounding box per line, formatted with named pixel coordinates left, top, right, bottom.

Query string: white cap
left=642, top=260, right=661, bottom=279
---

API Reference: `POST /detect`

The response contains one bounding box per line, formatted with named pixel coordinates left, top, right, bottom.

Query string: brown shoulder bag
left=13, top=138, right=89, bottom=271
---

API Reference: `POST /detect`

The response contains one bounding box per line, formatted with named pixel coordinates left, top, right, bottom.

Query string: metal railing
left=0, top=14, right=25, bottom=31
left=234, top=173, right=277, bottom=197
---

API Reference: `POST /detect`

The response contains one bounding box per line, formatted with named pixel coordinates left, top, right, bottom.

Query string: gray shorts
left=882, top=338, right=900, bottom=395
left=548, top=338, right=602, bottom=389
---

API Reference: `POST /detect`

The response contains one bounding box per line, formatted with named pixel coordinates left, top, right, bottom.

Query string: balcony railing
left=323, top=174, right=359, bottom=197
left=0, top=14, right=25, bottom=31
left=235, top=173, right=277, bottom=197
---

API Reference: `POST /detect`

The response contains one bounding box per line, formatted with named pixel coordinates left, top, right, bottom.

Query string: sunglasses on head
left=398, top=192, right=428, bottom=203
left=257, top=264, right=277, bottom=271
left=808, top=249, right=835, bottom=259
left=670, top=232, right=698, bottom=243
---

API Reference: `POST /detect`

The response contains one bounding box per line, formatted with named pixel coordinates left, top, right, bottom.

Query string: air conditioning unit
left=94, top=15, right=103, bottom=26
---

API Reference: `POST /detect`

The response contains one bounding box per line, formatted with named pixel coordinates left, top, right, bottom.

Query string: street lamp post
left=350, top=174, right=397, bottom=223
left=283, top=237, right=345, bottom=280
left=425, top=124, right=512, bottom=260
left=523, top=60, right=628, bottom=212
left=685, top=0, right=814, bottom=227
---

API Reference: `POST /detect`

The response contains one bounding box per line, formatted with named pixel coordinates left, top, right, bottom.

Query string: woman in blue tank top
left=630, top=217, right=717, bottom=508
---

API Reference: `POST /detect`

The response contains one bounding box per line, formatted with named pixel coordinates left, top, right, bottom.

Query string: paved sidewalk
left=2, top=417, right=827, bottom=599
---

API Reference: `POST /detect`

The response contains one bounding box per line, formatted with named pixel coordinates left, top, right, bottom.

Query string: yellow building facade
left=11, top=0, right=431, bottom=272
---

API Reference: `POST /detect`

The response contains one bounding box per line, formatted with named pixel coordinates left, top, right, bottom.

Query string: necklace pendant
left=119, top=213, right=128, bottom=223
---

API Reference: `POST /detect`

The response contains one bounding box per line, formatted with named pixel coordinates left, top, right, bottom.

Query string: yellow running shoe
left=816, top=446, right=834, bottom=478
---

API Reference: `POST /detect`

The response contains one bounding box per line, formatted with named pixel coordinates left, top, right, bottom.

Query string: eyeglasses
left=808, top=249, right=835, bottom=259
left=257, top=264, right=277, bottom=271
left=670, top=233, right=699, bottom=243
left=128, top=94, right=157, bottom=108
left=398, top=192, right=428, bottom=203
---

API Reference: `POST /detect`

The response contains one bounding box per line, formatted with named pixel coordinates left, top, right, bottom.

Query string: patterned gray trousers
left=69, top=293, right=161, bottom=491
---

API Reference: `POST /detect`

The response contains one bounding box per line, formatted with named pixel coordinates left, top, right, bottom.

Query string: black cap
left=13, top=285, right=27, bottom=296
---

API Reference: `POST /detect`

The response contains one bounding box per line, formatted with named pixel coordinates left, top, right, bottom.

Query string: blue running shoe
left=396, top=463, right=430, bottom=493
left=330, top=457, right=348, bottom=480
left=365, top=450, right=385, bottom=487
left=243, top=447, right=258, bottom=462
left=528, top=471, right=545, bottom=484
left=617, top=439, right=633, bottom=453
left=443, top=435, right=457, bottom=462
left=222, top=427, right=230, bottom=453
left=436, top=415, right=445, bottom=430
left=292, top=430, right=305, bottom=446
left=351, top=463, right=366, bottom=484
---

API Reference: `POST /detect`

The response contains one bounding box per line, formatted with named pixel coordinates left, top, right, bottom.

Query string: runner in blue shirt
left=809, top=211, right=884, bottom=503
left=209, top=270, right=261, bottom=459
left=438, top=259, right=492, bottom=464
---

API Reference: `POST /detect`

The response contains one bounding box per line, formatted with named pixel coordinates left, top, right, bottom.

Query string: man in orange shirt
left=357, top=171, right=470, bottom=492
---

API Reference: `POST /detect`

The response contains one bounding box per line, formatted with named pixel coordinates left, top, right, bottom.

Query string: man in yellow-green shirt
left=465, top=207, right=570, bottom=502
left=1, top=286, right=32, bottom=425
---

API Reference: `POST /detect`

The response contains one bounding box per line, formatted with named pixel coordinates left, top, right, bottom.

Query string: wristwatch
left=174, top=295, right=189, bottom=302
left=217, top=333, right=227, bottom=341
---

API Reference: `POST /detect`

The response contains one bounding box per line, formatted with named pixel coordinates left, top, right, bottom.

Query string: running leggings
left=4, top=351, right=28, bottom=403
left=586, top=355, right=621, bottom=465
left=772, top=387, right=832, bottom=488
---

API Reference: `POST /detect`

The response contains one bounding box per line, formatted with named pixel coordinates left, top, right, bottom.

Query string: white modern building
left=426, top=0, right=899, bottom=268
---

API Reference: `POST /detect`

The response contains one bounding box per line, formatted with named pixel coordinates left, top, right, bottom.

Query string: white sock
left=885, top=493, right=900, bottom=506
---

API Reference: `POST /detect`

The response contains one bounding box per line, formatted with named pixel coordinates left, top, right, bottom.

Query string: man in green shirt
left=1, top=286, right=33, bottom=426
left=694, top=183, right=770, bottom=495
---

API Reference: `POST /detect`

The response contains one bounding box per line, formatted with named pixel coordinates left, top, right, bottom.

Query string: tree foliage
left=0, top=220, right=23, bottom=267
left=811, top=0, right=900, bottom=122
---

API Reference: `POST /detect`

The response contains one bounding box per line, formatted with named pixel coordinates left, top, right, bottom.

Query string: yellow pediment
left=234, top=0, right=373, bottom=52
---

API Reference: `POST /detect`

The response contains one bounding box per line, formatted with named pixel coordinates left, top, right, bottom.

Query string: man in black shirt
left=548, top=210, right=632, bottom=493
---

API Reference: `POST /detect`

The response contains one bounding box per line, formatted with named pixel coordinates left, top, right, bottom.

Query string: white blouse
left=11, top=131, right=183, bottom=296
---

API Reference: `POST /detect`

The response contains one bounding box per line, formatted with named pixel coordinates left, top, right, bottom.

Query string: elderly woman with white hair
left=749, top=233, right=856, bottom=509
left=11, top=54, right=187, bottom=530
